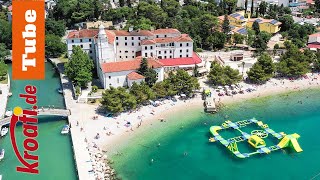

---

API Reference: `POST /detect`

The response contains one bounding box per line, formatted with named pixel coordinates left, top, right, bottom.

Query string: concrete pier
left=51, top=58, right=96, bottom=180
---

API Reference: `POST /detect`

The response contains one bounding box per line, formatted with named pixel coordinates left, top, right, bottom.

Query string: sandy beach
left=77, top=73, right=320, bottom=154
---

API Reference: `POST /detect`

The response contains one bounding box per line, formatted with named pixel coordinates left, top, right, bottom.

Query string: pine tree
left=222, top=15, right=231, bottom=34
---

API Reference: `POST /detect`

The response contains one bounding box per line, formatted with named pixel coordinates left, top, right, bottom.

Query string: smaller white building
left=99, top=57, right=164, bottom=89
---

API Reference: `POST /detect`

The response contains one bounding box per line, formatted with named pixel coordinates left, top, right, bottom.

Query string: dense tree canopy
left=101, top=87, right=137, bottom=113
left=252, top=31, right=271, bottom=51
left=130, top=82, right=155, bottom=104
left=166, top=70, right=199, bottom=96
left=247, top=53, right=275, bottom=83
left=0, top=19, right=12, bottom=49
left=45, top=34, right=67, bottom=58
left=137, top=58, right=158, bottom=86
left=208, top=61, right=242, bottom=86
left=65, top=46, right=94, bottom=87
left=45, top=19, right=66, bottom=37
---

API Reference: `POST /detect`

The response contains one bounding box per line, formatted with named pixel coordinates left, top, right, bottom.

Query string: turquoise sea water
left=0, top=63, right=77, bottom=180
left=111, top=89, right=320, bottom=180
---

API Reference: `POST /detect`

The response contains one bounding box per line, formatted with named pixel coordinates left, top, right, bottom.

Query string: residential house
left=307, top=33, right=320, bottom=51
left=218, top=12, right=247, bottom=28
left=247, top=18, right=282, bottom=34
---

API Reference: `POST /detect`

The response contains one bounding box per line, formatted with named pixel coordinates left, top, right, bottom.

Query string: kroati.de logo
left=10, top=85, right=39, bottom=174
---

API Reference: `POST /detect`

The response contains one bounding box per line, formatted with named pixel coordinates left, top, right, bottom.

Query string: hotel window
left=125, top=42, right=127, bottom=46
left=170, top=56, right=172, bottom=58
left=80, top=39, right=82, bottom=42
left=71, top=40, right=74, bottom=43
left=165, top=35, right=167, bottom=37
left=90, top=50, right=92, bottom=53
left=186, top=49, right=189, bottom=52
left=139, top=43, right=141, bottom=46
left=117, top=78, right=119, bottom=83
left=145, top=46, right=147, bottom=50
left=151, top=46, right=153, bottom=49
left=186, top=43, right=189, bottom=47
left=120, top=56, right=122, bottom=58
left=120, top=51, right=122, bottom=53
left=80, top=45, right=83, bottom=48
left=156, top=35, right=159, bottom=38
left=131, top=37, right=134, bottom=40
left=109, top=76, right=111, bottom=79
left=132, top=42, right=134, bottom=46
left=116, top=42, right=119, bottom=46
left=165, top=51, right=167, bottom=54
left=138, top=37, right=141, bottom=40
left=89, top=39, right=91, bottom=42
left=126, top=56, right=128, bottom=58
left=180, top=50, right=182, bottom=53
left=125, top=37, right=127, bottom=40
left=186, top=54, right=189, bottom=57
left=180, top=55, right=182, bottom=57
left=125, top=51, right=128, bottom=53
left=180, top=43, right=182, bottom=47
left=159, top=51, right=161, bottom=54
left=145, top=53, right=147, bottom=57
left=116, top=37, right=118, bottom=40
left=132, top=56, right=134, bottom=58
left=89, top=44, right=92, bottom=48
left=151, top=53, right=153, bottom=57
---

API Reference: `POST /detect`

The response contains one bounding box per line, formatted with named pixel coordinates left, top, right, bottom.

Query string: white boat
left=5, top=110, right=12, bottom=117
left=61, top=125, right=70, bottom=134
left=0, top=149, right=5, bottom=161
left=0, top=127, right=8, bottom=137
left=57, top=88, right=63, bottom=94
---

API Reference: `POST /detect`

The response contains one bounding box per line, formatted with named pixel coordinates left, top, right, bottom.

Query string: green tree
left=130, top=82, right=155, bottom=104
left=206, top=32, right=226, bottom=49
left=259, top=1, right=268, bottom=16
left=45, top=34, right=67, bottom=58
left=247, top=29, right=255, bottom=46
left=193, top=64, right=200, bottom=77
left=167, top=70, right=199, bottom=95
left=315, top=0, right=320, bottom=12
left=222, top=15, right=231, bottom=34
left=101, top=87, right=137, bottom=113
left=161, top=0, right=180, bottom=17
left=233, top=33, right=245, bottom=45
left=65, top=46, right=93, bottom=87
left=245, top=0, right=248, bottom=13
left=0, top=43, right=10, bottom=61
left=152, top=81, right=168, bottom=98
left=225, top=0, right=237, bottom=14
left=137, top=58, right=158, bottom=86
left=279, top=15, right=294, bottom=32
left=0, top=60, right=8, bottom=81
left=251, top=0, right=254, bottom=16
left=252, top=20, right=260, bottom=34
left=45, top=19, right=66, bottom=37
left=252, top=31, right=271, bottom=51
left=0, top=19, right=12, bottom=49
left=247, top=53, right=275, bottom=83
left=208, top=61, right=242, bottom=85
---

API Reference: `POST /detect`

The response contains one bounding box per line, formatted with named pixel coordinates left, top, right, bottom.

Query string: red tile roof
left=309, top=33, right=320, bottom=37
left=141, top=39, right=156, bottom=45
left=111, top=30, right=154, bottom=36
left=159, top=52, right=202, bottom=67
left=308, top=44, right=320, bottom=49
left=101, top=58, right=163, bottom=73
left=141, top=34, right=192, bottom=45
left=127, top=72, right=145, bottom=80
left=152, top=28, right=180, bottom=34
left=67, top=29, right=115, bottom=44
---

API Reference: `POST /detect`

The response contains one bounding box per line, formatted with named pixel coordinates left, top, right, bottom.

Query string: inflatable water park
left=209, top=118, right=303, bottom=158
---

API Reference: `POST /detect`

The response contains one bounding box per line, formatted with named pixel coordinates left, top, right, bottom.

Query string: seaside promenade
left=51, top=58, right=96, bottom=180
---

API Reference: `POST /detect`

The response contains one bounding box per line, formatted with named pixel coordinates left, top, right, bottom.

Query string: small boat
left=57, top=88, right=63, bottom=94
left=0, top=149, right=5, bottom=161
left=0, top=174, right=2, bottom=180
left=5, top=110, right=12, bottom=117
left=61, top=125, right=70, bottom=134
left=0, top=127, right=8, bottom=137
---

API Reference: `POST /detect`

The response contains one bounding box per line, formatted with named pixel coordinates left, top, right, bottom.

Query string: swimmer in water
left=157, top=143, right=161, bottom=147
left=151, top=159, right=154, bottom=163
left=184, top=152, right=188, bottom=156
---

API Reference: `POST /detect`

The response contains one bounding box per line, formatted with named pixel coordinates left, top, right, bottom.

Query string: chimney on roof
left=129, top=26, right=133, bottom=32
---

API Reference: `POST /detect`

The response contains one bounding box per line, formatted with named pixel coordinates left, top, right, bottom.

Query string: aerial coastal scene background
left=1, top=0, right=320, bottom=179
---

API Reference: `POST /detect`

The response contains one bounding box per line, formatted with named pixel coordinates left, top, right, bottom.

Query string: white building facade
left=66, top=25, right=202, bottom=89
